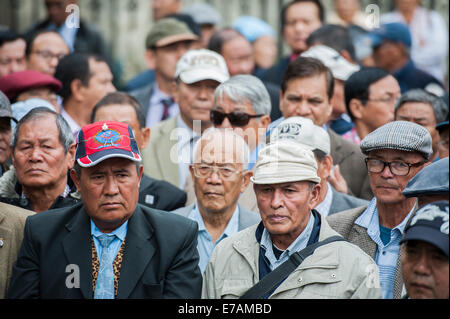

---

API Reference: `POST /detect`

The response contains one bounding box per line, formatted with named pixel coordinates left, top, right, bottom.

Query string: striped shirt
left=355, top=198, right=414, bottom=299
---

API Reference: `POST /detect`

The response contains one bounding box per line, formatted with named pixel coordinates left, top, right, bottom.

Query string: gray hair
left=193, top=127, right=251, bottom=169
left=214, top=74, right=271, bottom=116
left=395, top=89, right=449, bottom=124
left=11, top=107, right=74, bottom=153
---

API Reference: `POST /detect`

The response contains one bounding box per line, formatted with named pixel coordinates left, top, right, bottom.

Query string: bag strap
left=240, top=235, right=346, bottom=299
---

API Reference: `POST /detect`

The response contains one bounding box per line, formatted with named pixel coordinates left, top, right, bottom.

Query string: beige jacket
left=202, top=218, right=382, bottom=299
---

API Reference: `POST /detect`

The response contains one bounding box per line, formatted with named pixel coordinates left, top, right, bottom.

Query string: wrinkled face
left=222, top=36, right=254, bottom=76
left=151, top=0, right=180, bottom=20
left=0, top=117, right=12, bottom=165
left=0, top=39, right=27, bottom=77
left=71, top=157, right=143, bottom=233
left=401, top=241, right=449, bottom=299
left=173, top=79, right=220, bottom=130
left=254, top=181, right=320, bottom=248
left=367, top=149, right=426, bottom=205
left=27, top=32, right=69, bottom=76
left=360, top=75, right=401, bottom=132
left=283, top=1, right=322, bottom=53
left=12, top=115, right=74, bottom=190
left=191, top=137, right=250, bottom=215
left=80, top=58, right=116, bottom=111
left=395, top=102, right=439, bottom=156
left=280, top=74, right=332, bottom=126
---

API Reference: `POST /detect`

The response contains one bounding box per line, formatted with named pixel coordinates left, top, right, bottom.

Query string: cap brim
left=401, top=226, right=449, bottom=257
left=179, top=69, right=228, bottom=84
left=155, top=34, right=198, bottom=48
left=77, top=148, right=141, bottom=168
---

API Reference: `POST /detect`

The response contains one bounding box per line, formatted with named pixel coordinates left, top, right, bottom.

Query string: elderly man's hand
left=328, top=164, right=349, bottom=194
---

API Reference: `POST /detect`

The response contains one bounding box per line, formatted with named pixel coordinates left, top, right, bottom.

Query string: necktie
left=94, top=234, right=116, bottom=299
left=161, top=98, right=173, bottom=121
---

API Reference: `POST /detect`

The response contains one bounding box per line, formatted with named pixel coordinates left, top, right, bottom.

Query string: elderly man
left=54, top=52, right=116, bottom=137
left=172, top=129, right=259, bottom=273
left=142, top=49, right=229, bottom=190
left=400, top=201, right=449, bottom=299
left=395, top=89, right=449, bottom=162
left=202, top=139, right=381, bottom=299
left=130, top=18, right=198, bottom=126
left=328, top=121, right=433, bottom=299
left=90, top=92, right=187, bottom=211
left=403, top=157, right=449, bottom=208
left=0, top=30, right=27, bottom=78
left=271, top=116, right=368, bottom=217
left=343, top=67, right=401, bottom=145
left=0, top=107, right=78, bottom=212
left=275, top=56, right=372, bottom=200
left=0, top=202, right=34, bottom=298
left=7, top=120, right=202, bottom=299
left=0, top=91, right=16, bottom=177
left=25, top=30, right=69, bottom=76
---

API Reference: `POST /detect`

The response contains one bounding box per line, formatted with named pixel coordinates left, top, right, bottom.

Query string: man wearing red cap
left=7, top=120, right=202, bottom=299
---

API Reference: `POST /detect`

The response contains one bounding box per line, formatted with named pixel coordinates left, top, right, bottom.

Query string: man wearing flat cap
left=7, top=121, right=202, bottom=299
left=400, top=201, right=449, bottom=299
left=0, top=91, right=16, bottom=177
left=202, top=140, right=381, bottom=299
left=328, top=121, right=433, bottom=299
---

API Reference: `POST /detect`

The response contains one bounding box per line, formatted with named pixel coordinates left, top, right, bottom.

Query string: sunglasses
left=210, top=110, right=264, bottom=127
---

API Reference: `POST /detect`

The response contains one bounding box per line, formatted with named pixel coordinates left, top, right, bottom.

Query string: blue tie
left=94, top=234, right=116, bottom=299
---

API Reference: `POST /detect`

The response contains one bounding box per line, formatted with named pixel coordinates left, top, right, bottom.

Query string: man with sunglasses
left=327, top=120, right=432, bottom=299
left=171, top=128, right=259, bottom=274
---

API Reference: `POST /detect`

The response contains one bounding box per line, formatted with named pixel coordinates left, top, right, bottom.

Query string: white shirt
left=146, top=83, right=179, bottom=128
left=381, top=7, right=449, bottom=82
left=314, top=182, right=334, bottom=218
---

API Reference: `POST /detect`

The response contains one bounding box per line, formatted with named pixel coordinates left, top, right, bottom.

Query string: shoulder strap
left=240, top=235, right=346, bottom=299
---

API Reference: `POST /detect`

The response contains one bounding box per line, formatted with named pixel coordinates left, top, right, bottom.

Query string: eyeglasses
left=365, top=158, right=426, bottom=176
left=31, top=50, right=67, bottom=62
left=210, top=110, right=264, bottom=127
left=191, top=164, right=243, bottom=180
left=364, top=96, right=400, bottom=104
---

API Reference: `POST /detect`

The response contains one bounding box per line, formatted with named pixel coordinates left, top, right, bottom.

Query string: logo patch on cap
left=276, top=123, right=302, bottom=139
left=410, top=204, right=449, bottom=235
left=94, top=127, right=121, bottom=149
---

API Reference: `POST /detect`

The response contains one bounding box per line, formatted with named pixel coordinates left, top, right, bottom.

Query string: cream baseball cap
left=251, top=140, right=321, bottom=185
left=175, top=49, right=230, bottom=84
left=270, top=116, right=330, bottom=154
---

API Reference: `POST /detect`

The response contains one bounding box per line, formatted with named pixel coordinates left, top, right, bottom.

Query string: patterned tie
left=161, top=98, right=173, bottom=121
left=94, top=234, right=116, bottom=299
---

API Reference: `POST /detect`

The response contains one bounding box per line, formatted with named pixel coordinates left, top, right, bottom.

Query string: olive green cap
left=145, top=18, right=198, bottom=49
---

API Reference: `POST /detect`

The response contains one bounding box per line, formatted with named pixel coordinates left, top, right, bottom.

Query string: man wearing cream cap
left=202, top=140, right=381, bottom=299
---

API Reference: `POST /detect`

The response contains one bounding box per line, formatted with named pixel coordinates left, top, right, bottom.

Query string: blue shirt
left=260, top=212, right=315, bottom=270
left=91, top=220, right=128, bottom=261
left=355, top=198, right=414, bottom=299
left=188, top=204, right=240, bottom=274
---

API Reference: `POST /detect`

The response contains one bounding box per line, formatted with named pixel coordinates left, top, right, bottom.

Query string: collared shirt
left=355, top=198, right=415, bottom=299
left=90, top=219, right=128, bottom=261
left=146, top=83, right=179, bottom=128
left=176, top=115, right=200, bottom=189
left=260, top=211, right=315, bottom=271
left=188, top=203, right=240, bottom=273
left=248, top=143, right=264, bottom=171
left=61, top=107, right=81, bottom=140
left=314, top=182, right=333, bottom=218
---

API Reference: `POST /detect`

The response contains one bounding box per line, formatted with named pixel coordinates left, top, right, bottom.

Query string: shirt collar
left=189, top=203, right=240, bottom=238
left=150, top=82, right=171, bottom=104
left=90, top=219, right=128, bottom=241
left=314, top=182, right=334, bottom=217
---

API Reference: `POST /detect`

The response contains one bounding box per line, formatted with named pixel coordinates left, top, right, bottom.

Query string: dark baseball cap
left=401, top=201, right=449, bottom=257
left=368, top=23, right=412, bottom=49
left=0, top=90, right=17, bottom=122
left=75, top=121, right=141, bottom=167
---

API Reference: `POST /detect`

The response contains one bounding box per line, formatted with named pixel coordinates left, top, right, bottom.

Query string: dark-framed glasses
left=210, top=110, right=264, bottom=127
left=365, top=158, right=426, bottom=176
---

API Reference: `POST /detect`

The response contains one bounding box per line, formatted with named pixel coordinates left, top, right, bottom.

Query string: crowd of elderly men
left=0, top=0, right=448, bottom=301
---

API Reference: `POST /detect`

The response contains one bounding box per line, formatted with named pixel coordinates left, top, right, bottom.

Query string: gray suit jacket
left=130, top=82, right=154, bottom=121
left=329, top=186, right=369, bottom=216
left=327, top=205, right=408, bottom=299
left=171, top=204, right=260, bottom=232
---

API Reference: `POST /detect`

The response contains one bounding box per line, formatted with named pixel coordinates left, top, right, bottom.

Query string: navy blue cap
left=403, top=157, right=449, bottom=197
left=436, top=120, right=448, bottom=132
left=369, top=23, right=412, bottom=49
left=401, top=201, right=449, bottom=257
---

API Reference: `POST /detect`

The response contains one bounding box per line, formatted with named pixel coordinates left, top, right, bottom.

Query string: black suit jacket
left=139, top=174, right=186, bottom=211
left=7, top=202, right=202, bottom=299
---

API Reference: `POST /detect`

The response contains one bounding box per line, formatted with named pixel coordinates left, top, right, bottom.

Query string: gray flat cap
left=360, top=121, right=433, bottom=159
left=183, top=3, right=221, bottom=26
left=403, top=157, right=449, bottom=197
left=0, top=90, right=17, bottom=121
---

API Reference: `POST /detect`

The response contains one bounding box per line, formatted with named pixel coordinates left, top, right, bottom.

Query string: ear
left=319, top=154, right=334, bottom=180
left=70, top=169, right=80, bottom=192
left=349, top=98, right=364, bottom=120
left=309, top=183, right=322, bottom=209
left=339, top=50, right=354, bottom=64
left=66, top=143, right=77, bottom=169
left=240, top=170, right=253, bottom=193
left=144, top=49, right=156, bottom=69
left=140, top=127, right=151, bottom=150
left=137, top=164, right=143, bottom=187
left=70, top=79, right=85, bottom=103
left=259, top=115, right=271, bottom=130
